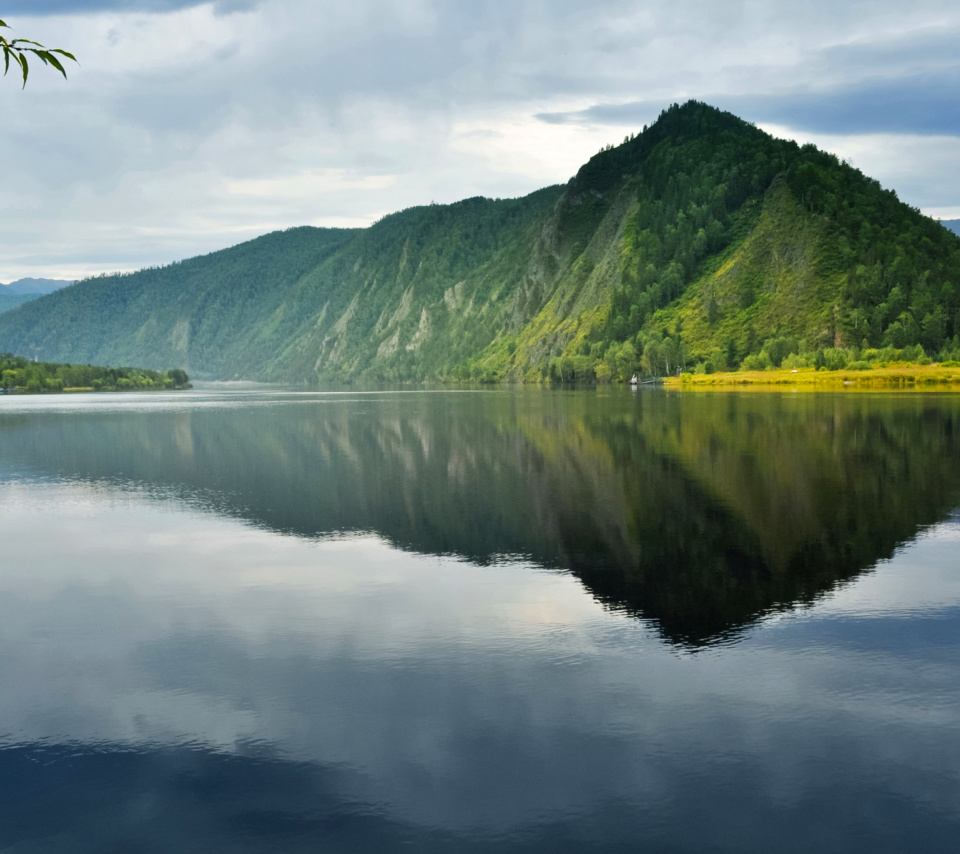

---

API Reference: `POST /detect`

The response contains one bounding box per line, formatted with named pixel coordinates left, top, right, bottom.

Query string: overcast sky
left=2, top=0, right=959, bottom=281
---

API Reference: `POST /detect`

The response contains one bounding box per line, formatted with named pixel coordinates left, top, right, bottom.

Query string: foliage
left=0, top=353, right=190, bottom=393
left=1, top=19, right=75, bottom=87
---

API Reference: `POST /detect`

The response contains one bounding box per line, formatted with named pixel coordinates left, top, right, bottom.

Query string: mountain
left=943, top=219, right=960, bottom=238
left=1, top=101, right=958, bottom=382
left=1, top=277, right=74, bottom=296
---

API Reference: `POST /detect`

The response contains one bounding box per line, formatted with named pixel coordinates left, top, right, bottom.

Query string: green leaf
left=37, top=49, right=66, bottom=77
left=17, top=50, right=27, bottom=87
left=51, top=48, right=77, bottom=62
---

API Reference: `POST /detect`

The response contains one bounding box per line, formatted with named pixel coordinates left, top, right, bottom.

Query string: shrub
left=761, top=335, right=799, bottom=367
left=741, top=351, right=772, bottom=371
left=782, top=352, right=814, bottom=370
left=823, top=348, right=849, bottom=371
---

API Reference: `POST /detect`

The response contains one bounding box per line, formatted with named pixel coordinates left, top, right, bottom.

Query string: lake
left=1, top=386, right=958, bottom=852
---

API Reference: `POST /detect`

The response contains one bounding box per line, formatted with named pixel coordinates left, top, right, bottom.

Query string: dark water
left=1, top=387, right=958, bottom=852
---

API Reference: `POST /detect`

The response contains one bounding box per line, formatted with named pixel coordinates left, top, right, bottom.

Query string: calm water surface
left=0, top=387, right=958, bottom=852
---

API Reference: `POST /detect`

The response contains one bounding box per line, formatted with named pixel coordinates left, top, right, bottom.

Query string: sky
left=2, top=0, right=959, bottom=282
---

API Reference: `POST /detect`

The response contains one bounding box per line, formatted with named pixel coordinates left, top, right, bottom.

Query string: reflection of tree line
left=2, top=392, right=959, bottom=646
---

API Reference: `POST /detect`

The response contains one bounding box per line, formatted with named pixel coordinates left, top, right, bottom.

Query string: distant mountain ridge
left=943, top=219, right=960, bottom=237
left=0, top=293, right=39, bottom=316
left=0, top=278, right=75, bottom=317
left=0, top=101, right=958, bottom=382
left=0, top=278, right=74, bottom=296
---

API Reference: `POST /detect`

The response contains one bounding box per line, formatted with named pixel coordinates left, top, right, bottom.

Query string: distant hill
left=0, top=278, right=74, bottom=296
left=942, top=219, right=960, bottom=237
left=1, top=101, right=959, bottom=382
left=0, top=278, right=74, bottom=317
left=0, top=293, right=40, bottom=316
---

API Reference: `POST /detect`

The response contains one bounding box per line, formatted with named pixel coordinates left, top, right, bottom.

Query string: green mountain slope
left=253, top=188, right=564, bottom=383
left=0, top=227, right=358, bottom=377
left=1, top=101, right=958, bottom=382
left=637, top=149, right=960, bottom=373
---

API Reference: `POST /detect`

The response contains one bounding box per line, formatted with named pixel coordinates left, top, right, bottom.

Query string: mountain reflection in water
left=2, top=388, right=960, bottom=853
left=2, top=388, right=958, bottom=646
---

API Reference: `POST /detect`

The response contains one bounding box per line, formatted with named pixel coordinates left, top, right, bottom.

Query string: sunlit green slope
left=1, top=101, right=958, bottom=382
left=475, top=104, right=960, bottom=380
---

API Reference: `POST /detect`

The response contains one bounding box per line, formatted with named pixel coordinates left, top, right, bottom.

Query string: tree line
left=0, top=354, right=190, bottom=393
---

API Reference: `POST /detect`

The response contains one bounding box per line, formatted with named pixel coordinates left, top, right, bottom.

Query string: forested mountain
left=0, top=227, right=359, bottom=378
left=1, top=101, right=958, bottom=383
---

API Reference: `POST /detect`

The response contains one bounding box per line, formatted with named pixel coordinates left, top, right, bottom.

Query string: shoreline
left=664, top=364, right=960, bottom=390
left=1, top=385, right=192, bottom=395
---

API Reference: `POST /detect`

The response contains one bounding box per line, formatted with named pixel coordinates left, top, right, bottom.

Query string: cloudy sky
left=2, top=0, right=959, bottom=282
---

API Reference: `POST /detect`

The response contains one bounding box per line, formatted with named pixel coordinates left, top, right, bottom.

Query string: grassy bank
left=665, top=364, right=960, bottom=390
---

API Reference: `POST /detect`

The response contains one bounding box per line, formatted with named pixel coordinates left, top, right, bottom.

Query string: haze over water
left=1, top=387, right=958, bottom=852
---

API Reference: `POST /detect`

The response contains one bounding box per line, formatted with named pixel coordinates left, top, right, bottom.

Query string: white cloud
left=1, top=0, right=959, bottom=280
